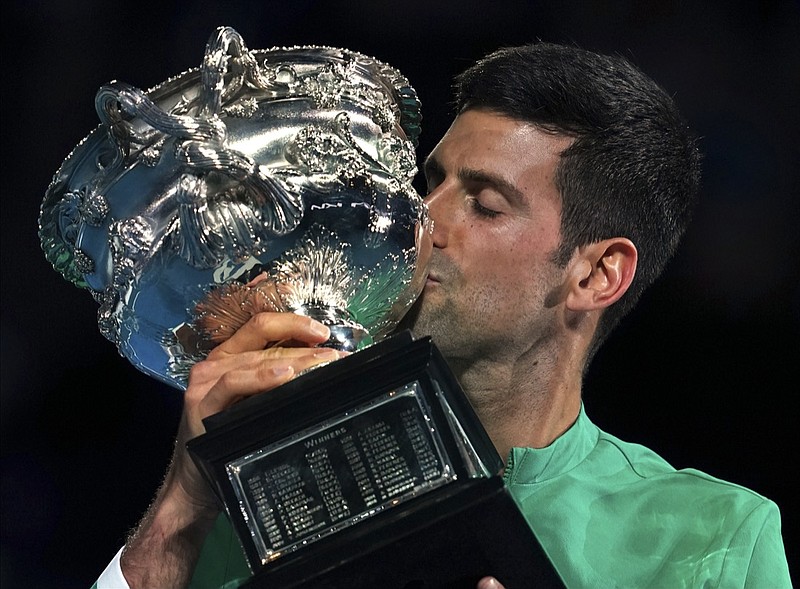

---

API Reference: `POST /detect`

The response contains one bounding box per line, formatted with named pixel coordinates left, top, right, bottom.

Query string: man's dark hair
left=454, top=43, right=702, bottom=361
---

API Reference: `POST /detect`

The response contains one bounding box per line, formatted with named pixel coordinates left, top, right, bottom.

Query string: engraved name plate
left=226, top=381, right=455, bottom=564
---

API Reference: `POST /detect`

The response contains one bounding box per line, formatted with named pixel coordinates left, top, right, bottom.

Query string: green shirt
left=504, top=406, right=791, bottom=588
left=187, top=406, right=791, bottom=588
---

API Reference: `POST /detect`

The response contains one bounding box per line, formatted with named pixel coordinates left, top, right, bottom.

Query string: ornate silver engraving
left=39, top=26, right=430, bottom=389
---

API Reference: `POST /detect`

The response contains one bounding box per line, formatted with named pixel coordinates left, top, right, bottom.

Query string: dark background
left=2, top=1, right=798, bottom=587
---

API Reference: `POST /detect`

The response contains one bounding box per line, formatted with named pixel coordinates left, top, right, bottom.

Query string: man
left=96, top=42, right=792, bottom=588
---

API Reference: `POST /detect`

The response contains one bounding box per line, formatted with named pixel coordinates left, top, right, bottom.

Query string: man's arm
left=739, top=500, right=793, bottom=589
left=118, top=450, right=221, bottom=588
left=114, top=312, right=341, bottom=589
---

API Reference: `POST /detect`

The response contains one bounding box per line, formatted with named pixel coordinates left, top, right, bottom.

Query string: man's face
left=405, top=109, right=574, bottom=370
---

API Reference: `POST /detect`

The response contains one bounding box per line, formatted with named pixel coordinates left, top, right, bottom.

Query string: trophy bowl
left=39, top=26, right=431, bottom=389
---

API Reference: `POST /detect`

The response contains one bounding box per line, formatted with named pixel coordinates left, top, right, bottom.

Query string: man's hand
left=173, top=312, right=343, bottom=508
left=120, top=312, right=344, bottom=589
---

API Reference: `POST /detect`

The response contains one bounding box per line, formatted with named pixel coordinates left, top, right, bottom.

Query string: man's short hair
left=454, top=43, right=702, bottom=358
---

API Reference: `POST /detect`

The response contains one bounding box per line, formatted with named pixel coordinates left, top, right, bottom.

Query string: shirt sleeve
left=726, top=500, right=793, bottom=588
left=94, top=546, right=131, bottom=589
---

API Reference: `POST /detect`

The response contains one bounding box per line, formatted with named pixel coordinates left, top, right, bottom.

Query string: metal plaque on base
left=188, top=331, right=565, bottom=588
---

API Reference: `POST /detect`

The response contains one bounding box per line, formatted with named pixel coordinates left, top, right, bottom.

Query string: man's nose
left=423, top=186, right=452, bottom=248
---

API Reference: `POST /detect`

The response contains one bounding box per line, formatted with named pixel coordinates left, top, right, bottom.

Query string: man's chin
left=394, top=286, right=445, bottom=339
left=395, top=293, right=424, bottom=336
left=395, top=291, right=451, bottom=345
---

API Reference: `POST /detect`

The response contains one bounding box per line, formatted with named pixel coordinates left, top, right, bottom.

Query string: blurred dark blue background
left=2, top=1, right=798, bottom=587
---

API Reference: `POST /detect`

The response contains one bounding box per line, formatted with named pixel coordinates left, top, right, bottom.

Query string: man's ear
left=565, top=238, right=637, bottom=312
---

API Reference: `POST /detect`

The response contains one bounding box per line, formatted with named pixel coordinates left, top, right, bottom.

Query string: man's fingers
left=183, top=310, right=349, bottom=433
left=191, top=346, right=338, bottom=383
left=213, top=312, right=331, bottom=355
left=191, top=347, right=344, bottom=396
left=197, top=347, right=345, bottom=416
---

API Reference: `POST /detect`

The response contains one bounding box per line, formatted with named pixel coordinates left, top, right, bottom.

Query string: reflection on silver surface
left=40, top=26, right=431, bottom=388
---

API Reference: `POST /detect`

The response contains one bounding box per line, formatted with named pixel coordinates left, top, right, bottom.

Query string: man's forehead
left=423, top=112, right=570, bottom=207
left=432, top=111, right=572, bottom=158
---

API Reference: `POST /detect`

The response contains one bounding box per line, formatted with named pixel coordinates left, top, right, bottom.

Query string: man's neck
left=450, top=344, right=584, bottom=460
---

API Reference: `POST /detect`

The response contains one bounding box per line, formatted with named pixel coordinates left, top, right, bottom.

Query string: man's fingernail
left=310, top=321, right=330, bottom=337
left=272, top=366, right=293, bottom=376
left=314, top=348, right=340, bottom=360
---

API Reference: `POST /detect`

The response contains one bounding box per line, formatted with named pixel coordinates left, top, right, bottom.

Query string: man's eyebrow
left=458, top=167, right=528, bottom=210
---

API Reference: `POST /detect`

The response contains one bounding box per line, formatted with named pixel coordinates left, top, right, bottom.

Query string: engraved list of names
left=227, top=382, right=454, bottom=563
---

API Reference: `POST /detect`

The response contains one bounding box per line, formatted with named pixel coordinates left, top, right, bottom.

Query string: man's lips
left=425, top=254, right=453, bottom=287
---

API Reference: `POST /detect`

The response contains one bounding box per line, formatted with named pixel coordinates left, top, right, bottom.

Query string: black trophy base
left=240, top=476, right=565, bottom=589
left=189, top=332, right=564, bottom=588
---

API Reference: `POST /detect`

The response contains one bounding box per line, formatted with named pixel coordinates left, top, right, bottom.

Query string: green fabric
left=189, top=513, right=250, bottom=589
left=188, top=406, right=792, bottom=588
left=504, top=406, right=792, bottom=588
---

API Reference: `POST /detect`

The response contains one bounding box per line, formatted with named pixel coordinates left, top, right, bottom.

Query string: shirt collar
left=503, top=403, right=599, bottom=484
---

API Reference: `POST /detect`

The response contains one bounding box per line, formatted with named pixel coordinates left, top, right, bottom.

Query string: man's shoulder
left=591, top=428, right=775, bottom=512
left=511, top=426, right=791, bottom=588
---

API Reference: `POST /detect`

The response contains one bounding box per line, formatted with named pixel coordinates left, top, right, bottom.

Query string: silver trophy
left=39, top=27, right=557, bottom=588
left=39, top=26, right=432, bottom=389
